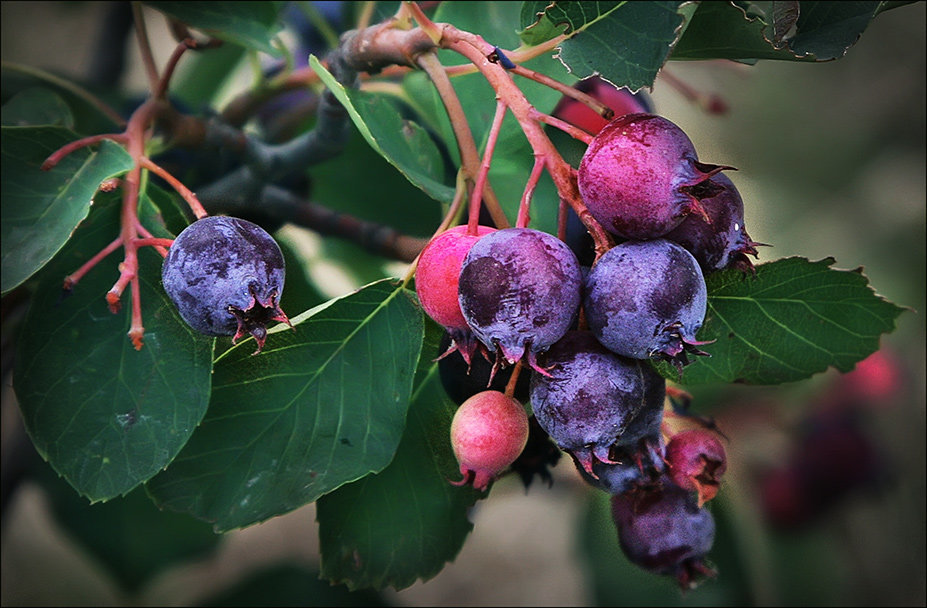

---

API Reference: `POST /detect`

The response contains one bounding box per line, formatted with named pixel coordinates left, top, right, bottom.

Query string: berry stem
left=133, top=219, right=170, bottom=257
left=468, top=99, right=508, bottom=234
left=138, top=156, right=208, bottom=219
left=416, top=52, right=509, bottom=230
left=517, top=156, right=544, bottom=229
left=529, top=108, right=594, bottom=145
left=441, top=32, right=612, bottom=258
left=62, top=236, right=123, bottom=291
left=510, top=64, right=613, bottom=124
left=503, top=359, right=524, bottom=400
left=154, top=38, right=195, bottom=100
left=41, top=133, right=128, bottom=171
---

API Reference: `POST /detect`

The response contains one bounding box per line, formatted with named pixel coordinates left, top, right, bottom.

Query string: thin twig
left=417, top=52, right=509, bottom=230
left=468, top=99, right=508, bottom=234
left=131, top=2, right=160, bottom=94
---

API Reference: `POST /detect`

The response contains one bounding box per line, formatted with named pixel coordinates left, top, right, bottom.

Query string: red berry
left=449, top=390, right=529, bottom=491
left=577, top=113, right=731, bottom=240
left=665, top=429, right=727, bottom=506
left=416, top=224, right=496, bottom=364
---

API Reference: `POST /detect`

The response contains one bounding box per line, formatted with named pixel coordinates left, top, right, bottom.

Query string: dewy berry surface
left=529, top=331, right=666, bottom=476
left=584, top=239, right=708, bottom=364
left=449, top=390, right=530, bottom=491
left=458, top=227, right=581, bottom=370
left=577, top=113, right=730, bottom=240
left=161, top=215, right=289, bottom=351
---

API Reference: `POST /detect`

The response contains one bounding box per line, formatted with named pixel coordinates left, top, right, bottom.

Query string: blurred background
left=2, top=2, right=925, bottom=606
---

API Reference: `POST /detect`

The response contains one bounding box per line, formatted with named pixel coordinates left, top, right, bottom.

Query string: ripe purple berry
left=584, top=239, right=709, bottom=367
left=458, top=228, right=581, bottom=374
left=577, top=113, right=731, bottom=240
left=162, top=216, right=290, bottom=352
left=416, top=225, right=496, bottom=364
left=664, top=173, right=761, bottom=273
left=611, top=478, right=717, bottom=589
left=529, top=331, right=666, bottom=476
left=449, top=390, right=530, bottom=491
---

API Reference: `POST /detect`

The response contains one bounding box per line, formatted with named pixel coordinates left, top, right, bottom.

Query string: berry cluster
left=417, top=80, right=759, bottom=587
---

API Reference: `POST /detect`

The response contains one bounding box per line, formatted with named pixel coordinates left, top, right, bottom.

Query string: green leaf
left=673, top=1, right=890, bottom=61
left=659, top=257, right=907, bottom=385
left=519, top=1, right=569, bottom=46
left=317, top=319, right=480, bottom=591
left=146, top=280, right=425, bottom=532
left=1, top=126, right=134, bottom=294
left=13, top=195, right=215, bottom=502
left=1, top=87, right=73, bottom=128
left=309, top=128, right=443, bottom=238
left=518, top=1, right=688, bottom=90
left=145, top=1, right=285, bottom=57
left=786, top=1, right=882, bottom=59
left=310, top=56, right=455, bottom=204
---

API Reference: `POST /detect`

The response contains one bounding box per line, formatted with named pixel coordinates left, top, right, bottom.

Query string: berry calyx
left=664, top=429, right=727, bottom=507
left=449, top=390, right=530, bottom=491
left=664, top=173, right=762, bottom=274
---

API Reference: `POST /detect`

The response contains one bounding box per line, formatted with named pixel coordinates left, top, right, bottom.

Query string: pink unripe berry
left=665, top=429, right=727, bottom=506
left=416, top=224, right=496, bottom=364
left=449, top=390, right=529, bottom=491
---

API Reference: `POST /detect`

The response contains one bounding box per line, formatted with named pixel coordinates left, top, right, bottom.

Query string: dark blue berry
left=162, top=216, right=290, bottom=352
left=584, top=239, right=709, bottom=367
left=529, top=331, right=665, bottom=477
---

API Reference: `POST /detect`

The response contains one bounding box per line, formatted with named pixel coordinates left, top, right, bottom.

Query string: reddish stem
left=139, top=156, right=208, bottom=219
left=517, top=157, right=544, bottom=229
left=417, top=52, right=509, bottom=230
left=41, top=133, right=128, bottom=170
left=442, top=32, right=612, bottom=258
left=504, top=359, right=524, bottom=399
left=154, top=38, right=194, bottom=99
left=132, top=237, right=175, bottom=250
left=62, top=236, right=123, bottom=291
left=510, top=64, right=612, bottom=123
left=530, top=108, right=594, bottom=145
left=468, top=99, right=508, bottom=235
left=134, top=220, right=169, bottom=257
